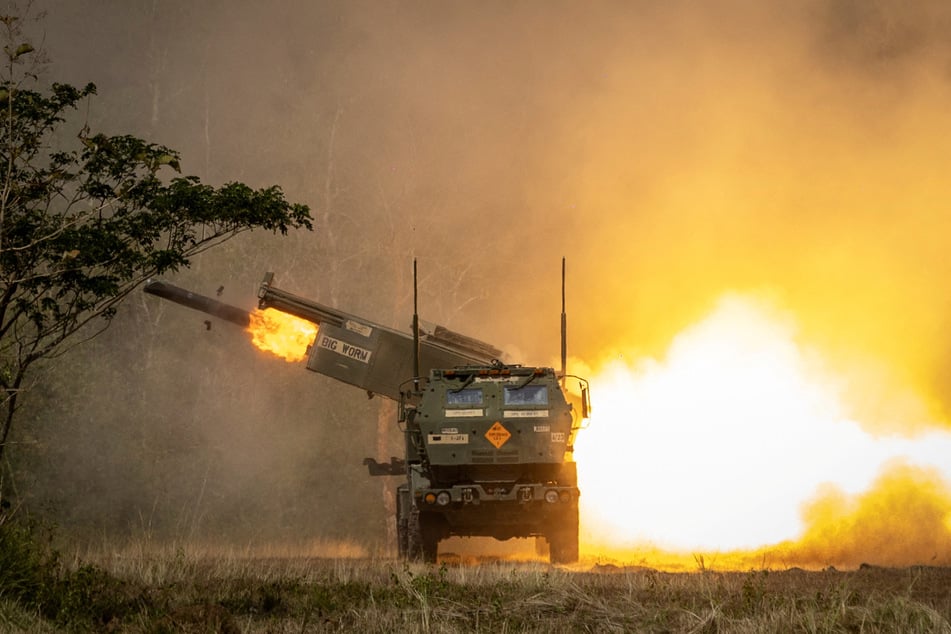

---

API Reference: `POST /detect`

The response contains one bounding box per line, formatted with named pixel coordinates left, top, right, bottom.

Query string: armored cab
left=396, top=363, right=588, bottom=563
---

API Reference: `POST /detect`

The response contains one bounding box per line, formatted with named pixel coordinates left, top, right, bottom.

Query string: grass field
left=2, top=533, right=950, bottom=632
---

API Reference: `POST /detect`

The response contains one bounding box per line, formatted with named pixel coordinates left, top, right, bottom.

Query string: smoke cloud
left=15, top=0, right=951, bottom=557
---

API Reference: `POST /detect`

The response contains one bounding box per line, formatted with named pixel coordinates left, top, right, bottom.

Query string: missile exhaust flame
left=246, top=308, right=318, bottom=362
left=574, top=293, right=951, bottom=569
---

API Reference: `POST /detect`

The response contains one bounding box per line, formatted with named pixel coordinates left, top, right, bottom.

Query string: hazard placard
left=485, top=421, right=511, bottom=449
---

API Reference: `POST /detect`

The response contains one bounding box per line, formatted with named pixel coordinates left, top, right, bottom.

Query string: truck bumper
left=415, top=483, right=579, bottom=538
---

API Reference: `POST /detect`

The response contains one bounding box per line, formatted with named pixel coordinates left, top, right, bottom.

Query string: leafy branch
left=0, top=11, right=312, bottom=475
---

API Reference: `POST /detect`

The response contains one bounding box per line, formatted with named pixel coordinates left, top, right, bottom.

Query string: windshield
left=503, top=385, right=548, bottom=406
left=446, top=388, right=483, bottom=406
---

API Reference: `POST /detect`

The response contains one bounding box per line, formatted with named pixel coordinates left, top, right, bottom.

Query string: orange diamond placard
left=485, top=421, right=511, bottom=449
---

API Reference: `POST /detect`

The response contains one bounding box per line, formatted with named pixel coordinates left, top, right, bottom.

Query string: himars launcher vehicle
left=144, top=261, right=590, bottom=563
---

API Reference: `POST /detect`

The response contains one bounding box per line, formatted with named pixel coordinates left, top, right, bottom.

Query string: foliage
left=52, top=563, right=147, bottom=629
left=0, top=513, right=151, bottom=630
left=0, top=511, right=58, bottom=608
left=0, top=12, right=312, bottom=475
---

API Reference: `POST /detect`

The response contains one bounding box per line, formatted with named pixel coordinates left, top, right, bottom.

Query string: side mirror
left=581, top=386, right=590, bottom=419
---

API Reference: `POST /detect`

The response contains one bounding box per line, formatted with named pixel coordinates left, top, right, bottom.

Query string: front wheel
left=534, top=536, right=549, bottom=559
left=396, top=487, right=411, bottom=559
left=547, top=510, right=579, bottom=564
left=420, top=523, right=439, bottom=563
left=405, top=509, right=441, bottom=563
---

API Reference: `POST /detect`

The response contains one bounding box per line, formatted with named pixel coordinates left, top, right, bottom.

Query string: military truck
left=144, top=263, right=589, bottom=563
left=390, top=361, right=587, bottom=563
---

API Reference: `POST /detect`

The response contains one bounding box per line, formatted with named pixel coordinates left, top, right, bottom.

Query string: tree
left=0, top=11, right=312, bottom=484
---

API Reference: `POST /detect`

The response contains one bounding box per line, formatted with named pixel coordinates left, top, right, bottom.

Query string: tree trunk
left=0, top=373, right=22, bottom=502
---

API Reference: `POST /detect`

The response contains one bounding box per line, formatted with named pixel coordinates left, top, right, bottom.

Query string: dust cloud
left=789, top=462, right=951, bottom=568
left=11, top=1, right=951, bottom=560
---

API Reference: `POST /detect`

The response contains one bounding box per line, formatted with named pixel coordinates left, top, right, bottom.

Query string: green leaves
left=0, top=72, right=312, bottom=464
left=2, top=41, right=33, bottom=63
left=0, top=78, right=312, bottom=333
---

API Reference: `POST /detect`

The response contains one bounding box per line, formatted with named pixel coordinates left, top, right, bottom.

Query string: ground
left=3, top=542, right=949, bottom=632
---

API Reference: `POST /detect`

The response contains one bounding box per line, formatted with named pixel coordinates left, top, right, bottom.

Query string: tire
left=396, top=487, right=410, bottom=559
left=405, top=508, right=424, bottom=561
left=534, top=536, right=549, bottom=558
left=548, top=510, right=579, bottom=564
left=420, top=529, right=439, bottom=563
left=397, top=513, right=409, bottom=559
left=419, top=513, right=440, bottom=563
left=404, top=508, right=440, bottom=563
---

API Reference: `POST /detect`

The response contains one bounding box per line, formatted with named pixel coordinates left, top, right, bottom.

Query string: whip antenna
left=560, top=257, right=567, bottom=383
left=413, top=259, right=420, bottom=390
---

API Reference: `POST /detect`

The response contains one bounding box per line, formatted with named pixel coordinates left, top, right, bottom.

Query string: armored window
left=446, top=388, right=483, bottom=406
left=504, top=385, right=548, bottom=406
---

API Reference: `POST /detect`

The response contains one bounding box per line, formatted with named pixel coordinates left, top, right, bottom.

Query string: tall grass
left=2, top=519, right=950, bottom=632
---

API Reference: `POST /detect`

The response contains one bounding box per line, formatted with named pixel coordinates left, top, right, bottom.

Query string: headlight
left=544, top=490, right=559, bottom=504
left=559, top=491, right=571, bottom=503
left=436, top=491, right=451, bottom=506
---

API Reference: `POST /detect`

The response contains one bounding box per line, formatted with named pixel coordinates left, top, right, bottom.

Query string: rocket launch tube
left=146, top=274, right=504, bottom=366
left=143, top=280, right=251, bottom=328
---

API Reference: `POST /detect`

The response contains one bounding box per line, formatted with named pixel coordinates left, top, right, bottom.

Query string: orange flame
left=246, top=308, right=318, bottom=362
left=574, top=294, right=951, bottom=570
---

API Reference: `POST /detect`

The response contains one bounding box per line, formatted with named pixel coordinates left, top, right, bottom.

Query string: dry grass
left=10, top=540, right=943, bottom=632
left=3, top=534, right=951, bottom=632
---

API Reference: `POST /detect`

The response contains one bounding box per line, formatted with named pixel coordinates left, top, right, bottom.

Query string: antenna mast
left=560, top=256, right=567, bottom=383
left=413, top=259, right=420, bottom=389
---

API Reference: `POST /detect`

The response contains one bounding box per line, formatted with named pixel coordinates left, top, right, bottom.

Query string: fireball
left=246, top=308, right=318, bottom=362
left=574, top=293, right=951, bottom=568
